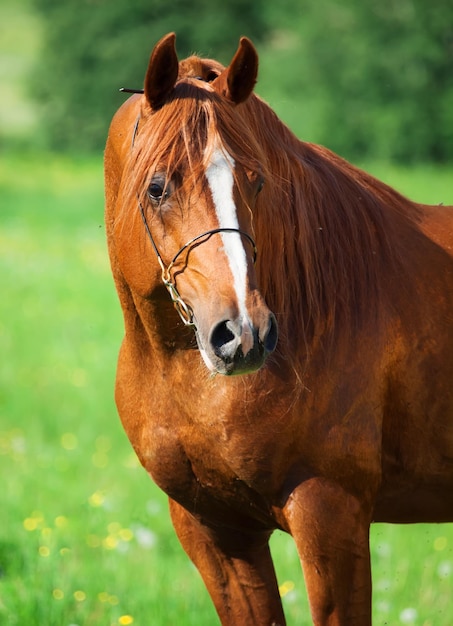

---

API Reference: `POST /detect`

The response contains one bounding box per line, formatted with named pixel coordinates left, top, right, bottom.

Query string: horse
left=104, top=33, right=453, bottom=625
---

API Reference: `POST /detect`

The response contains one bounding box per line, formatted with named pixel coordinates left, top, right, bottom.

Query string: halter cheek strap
left=138, top=197, right=194, bottom=326
left=138, top=198, right=257, bottom=327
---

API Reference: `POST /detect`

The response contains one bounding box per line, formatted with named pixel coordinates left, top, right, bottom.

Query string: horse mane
left=125, top=55, right=422, bottom=360
left=238, top=93, right=422, bottom=354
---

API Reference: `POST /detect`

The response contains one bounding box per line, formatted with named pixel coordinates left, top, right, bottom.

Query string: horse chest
left=121, top=352, right=385, bottom=518
left=137, top=417, right=280, bottom=526
left=129, top=372, right=295, bottom=525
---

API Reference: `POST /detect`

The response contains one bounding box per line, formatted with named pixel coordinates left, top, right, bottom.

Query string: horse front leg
left=169, top=498, right=286, bottom=626
left=283, top=478, right=373, bottom=626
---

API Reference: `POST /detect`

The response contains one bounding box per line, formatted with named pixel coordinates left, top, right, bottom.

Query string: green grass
left=1, top=154, right=452, bottom=625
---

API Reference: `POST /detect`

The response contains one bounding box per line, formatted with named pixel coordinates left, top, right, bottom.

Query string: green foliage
left=29, top=0, right=269, bottom=152
left=260, top=0, right=453, bottom=162
left=18, top=0, right=453, bottom=160
left=0, top=0, right=41, bottom=148
left=28, top=0, right=453, bottom=160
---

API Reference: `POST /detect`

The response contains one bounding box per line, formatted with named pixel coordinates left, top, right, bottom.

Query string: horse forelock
left=124, top=78, right=269, bottom=211
left=177, top=55, right=225, bottom=83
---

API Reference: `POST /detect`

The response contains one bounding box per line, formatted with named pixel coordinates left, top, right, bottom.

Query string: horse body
left=105, top=33, right=453, bottom=625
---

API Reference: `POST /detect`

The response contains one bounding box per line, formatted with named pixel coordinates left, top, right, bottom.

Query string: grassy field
left=1, top=153, right=453, bottom=626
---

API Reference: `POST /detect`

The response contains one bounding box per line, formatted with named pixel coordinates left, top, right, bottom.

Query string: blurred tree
left=262, top=0, right=453, bottom=162
left=30, top=0, right=270, bottom=152
left=31, top=0, right=453, bottom=161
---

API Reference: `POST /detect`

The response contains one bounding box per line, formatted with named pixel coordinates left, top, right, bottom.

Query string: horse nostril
left=208, top=313, right=277, bottom=367
left=262, top=313, right=278, bottom=353
left=209, top=320, right=238, bottom=359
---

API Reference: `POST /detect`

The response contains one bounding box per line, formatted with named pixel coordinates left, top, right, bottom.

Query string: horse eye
left=257, top=177, right=265, bottom=194
left=147, top=180, right=166, bottom=202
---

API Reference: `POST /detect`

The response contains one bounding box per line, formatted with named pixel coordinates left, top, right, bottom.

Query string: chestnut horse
left=104, top=33, right=453, bottom=625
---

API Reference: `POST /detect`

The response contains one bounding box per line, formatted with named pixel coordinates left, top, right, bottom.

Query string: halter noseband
left=138, top=199, right=257, bottom=327
left=128, top=112, right=258, bottom=328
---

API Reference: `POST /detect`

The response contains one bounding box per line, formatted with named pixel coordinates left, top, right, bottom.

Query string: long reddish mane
left=126, top=56, right=422, bottom=361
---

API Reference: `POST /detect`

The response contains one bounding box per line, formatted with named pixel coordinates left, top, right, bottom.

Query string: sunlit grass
left=362, top=161, right=453, bottom=206
left=1, top=154, right=452, bottom=625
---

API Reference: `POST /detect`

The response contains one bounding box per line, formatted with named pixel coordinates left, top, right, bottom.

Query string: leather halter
left=138, top=199, right=257, bottom=327
left=129, top=112, right=258, bottom=328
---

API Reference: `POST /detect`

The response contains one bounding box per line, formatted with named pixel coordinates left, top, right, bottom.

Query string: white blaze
left=204, top=145, right=249, bottom=318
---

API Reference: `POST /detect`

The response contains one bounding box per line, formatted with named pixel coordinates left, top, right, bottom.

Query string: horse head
left=111, top=34, right=278, bottom=376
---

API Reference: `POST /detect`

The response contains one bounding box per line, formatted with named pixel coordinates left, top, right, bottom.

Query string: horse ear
left=144, top=33, right=179, bottom=110
left=213, top=37, right=258, bottom=104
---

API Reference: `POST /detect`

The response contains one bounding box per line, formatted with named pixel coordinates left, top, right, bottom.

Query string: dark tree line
left=30, top=0, right=270, bottom=152
left=31, top=0, right=453, bottom=161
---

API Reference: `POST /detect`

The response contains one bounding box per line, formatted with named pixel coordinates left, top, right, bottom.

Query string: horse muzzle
left=196, top=310, right=278, bottom=375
